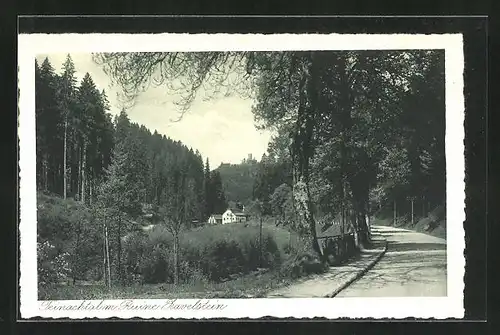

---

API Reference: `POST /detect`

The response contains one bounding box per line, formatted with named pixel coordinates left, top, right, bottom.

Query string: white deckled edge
left=18, top=33, right=466, bottom=319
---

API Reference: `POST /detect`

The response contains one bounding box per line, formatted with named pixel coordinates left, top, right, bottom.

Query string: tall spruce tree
left=58, top=54, right=78, bottom=199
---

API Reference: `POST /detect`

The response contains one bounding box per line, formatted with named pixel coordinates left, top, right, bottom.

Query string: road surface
left=336, top=225, right=447, bottom=297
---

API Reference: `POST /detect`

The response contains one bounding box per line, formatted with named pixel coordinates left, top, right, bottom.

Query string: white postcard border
left=18, top=33, right=465, bottom=319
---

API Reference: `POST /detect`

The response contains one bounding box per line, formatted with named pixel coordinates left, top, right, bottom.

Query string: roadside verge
left=326, top=238, right=388, bottom=298
left=266, top=238, right=388, bottom=298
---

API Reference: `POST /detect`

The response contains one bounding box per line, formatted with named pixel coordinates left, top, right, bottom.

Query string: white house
left=222, top=209, right=236, bottom=224
left=222, top=208, right=249, bottom=224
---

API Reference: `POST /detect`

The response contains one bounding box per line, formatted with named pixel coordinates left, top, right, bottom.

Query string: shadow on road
left=376, top=229, right=413, bottom=234
left=387, top=241, right=446, bottom=252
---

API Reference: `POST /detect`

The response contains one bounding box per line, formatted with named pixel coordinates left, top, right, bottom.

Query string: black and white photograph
left=18, top=33, right=465, bottom=319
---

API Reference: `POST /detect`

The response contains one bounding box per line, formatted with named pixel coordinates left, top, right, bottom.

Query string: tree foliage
left=91, top=50, right=445, bottom=258
left=36, top=56, right=224, bottom=287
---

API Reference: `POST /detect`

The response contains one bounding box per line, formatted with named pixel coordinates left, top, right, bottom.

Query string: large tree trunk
left=43, top=155, right=48, bottom=191
left=293, top=176, right=321, bottom=255
left=290, top=52, right=322, bottom=257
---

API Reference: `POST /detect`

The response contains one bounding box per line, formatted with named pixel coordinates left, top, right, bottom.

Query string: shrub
left=139, top=243, right=171, bottom=284
left=122, top=231, right=149, bottom=284
left=279, top=249, right=327, bottom=279
left=122, top=222, right=285, bottom=284
left=37, top=193, right=102, bottom=283
left=277, top=234, right=327, bottom=279
left=37, top=239, right=71, bottom=286
left=202, top=239, right=246, bottom=281
left=283, top=242, right=295, bottom=255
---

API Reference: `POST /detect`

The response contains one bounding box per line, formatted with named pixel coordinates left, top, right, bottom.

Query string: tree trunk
left=103, top=221, right=107, bottom=286
left=393, top=200, right=397, bottom=226
left=77, top=145, right=81, bottom=200
left=89, top=165, right=93, bottom=206
left=81, top=142, right=87, bottom=204
left=43, top=155, right=48, bottom=191
left=290, top=54, right=321, bottom=257
left=358, top=206, right=368, bottom=246
left=259, top=216, right=263, bottom=268
left=71, top=130, right=77, bottom=197
left=340, top=200, right=345, bottom=237
left=293, top=176, right=321, bottom=255
left=422, top=197, right=425, bottom=218
left=105, top=222, right=111, bottom=288
left=339, top=178, right=345, bottom=237
left=63, top=119, right=67, bottom=199
left=117, top=214, right=122, bottom=285
left=73, top=220, right=81, bottom=285
left=411, top=198, right=414, bottom=226
left=173, top=231, right=179, bottom=285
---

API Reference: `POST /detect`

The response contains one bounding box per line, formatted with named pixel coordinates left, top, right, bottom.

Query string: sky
left=36, top=53, right=273, bottom=169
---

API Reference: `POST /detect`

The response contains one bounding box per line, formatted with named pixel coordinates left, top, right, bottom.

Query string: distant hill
left=216, top=159, right=259, bottom=205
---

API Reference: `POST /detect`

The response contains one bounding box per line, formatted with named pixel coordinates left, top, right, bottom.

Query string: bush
left=202, top=239, right=246, bottom=281
left=279, top=249, right=327, bottom=279
left=139, top=243, right=171, bottom=284
left=122, top=223, right=285, bottom=284
left=276, top=233, right=327, bottom=279
left=37, top=193, right=102, bottom=283
left=37, top=239, right=71, bottom=285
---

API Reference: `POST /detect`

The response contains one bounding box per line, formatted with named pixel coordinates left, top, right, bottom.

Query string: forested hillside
left=36, top=56, right=228, bottom=219
left=36, top=55, right=229, bottom=290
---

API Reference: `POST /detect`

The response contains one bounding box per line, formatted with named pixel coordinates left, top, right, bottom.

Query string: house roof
left=210, top=214, right=223, bottom=219
left=226, top=208, right=247, bottom=215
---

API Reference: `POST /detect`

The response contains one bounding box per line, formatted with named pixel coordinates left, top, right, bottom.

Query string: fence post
left=411, top=198, right=414, bottom=226
left=393, top=200, right=397, bottom=226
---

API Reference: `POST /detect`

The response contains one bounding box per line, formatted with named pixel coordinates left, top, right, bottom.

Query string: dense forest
left=94, top=50, right=446, bottom=254
left=36, top=56, right=229, bottom=288
left=36, top=56, right=229, bottom=217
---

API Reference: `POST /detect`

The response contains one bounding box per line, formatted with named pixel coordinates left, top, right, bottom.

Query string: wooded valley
left=36, top=50, right=447, bottom=299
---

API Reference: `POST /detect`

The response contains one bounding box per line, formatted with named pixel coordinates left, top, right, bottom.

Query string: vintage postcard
left=18, top=33, right=465, bottom=319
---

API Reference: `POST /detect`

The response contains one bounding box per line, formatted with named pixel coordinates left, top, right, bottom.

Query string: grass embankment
left=40, top=271, right=297, bottom=300
left=373, top=205, right=446, bottom=239
left=40, top=218, right=326, bottom=300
